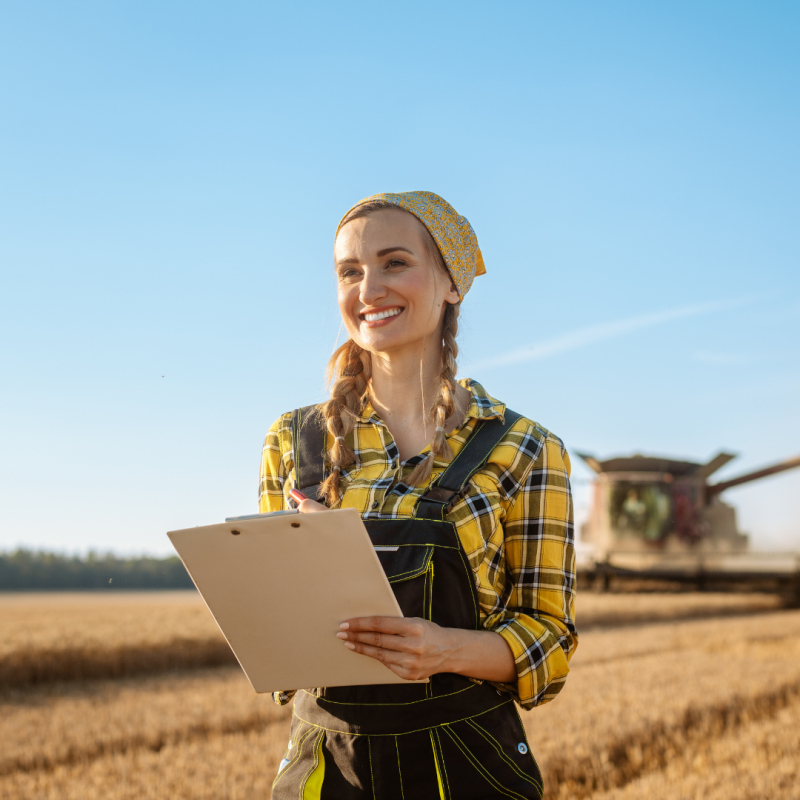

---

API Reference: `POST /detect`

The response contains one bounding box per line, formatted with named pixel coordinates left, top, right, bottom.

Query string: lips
left=359, top=306, right=404, bottom=324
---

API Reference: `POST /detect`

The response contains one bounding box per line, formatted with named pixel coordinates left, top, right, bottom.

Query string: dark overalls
left=272, top=407, right=544, bottom=800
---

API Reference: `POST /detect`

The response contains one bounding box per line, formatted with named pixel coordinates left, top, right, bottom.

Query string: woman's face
left=334, top=209, right=459, bottom=358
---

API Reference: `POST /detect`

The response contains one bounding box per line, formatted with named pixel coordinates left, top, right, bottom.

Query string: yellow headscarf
left=337, top=191, right=486, bottom=300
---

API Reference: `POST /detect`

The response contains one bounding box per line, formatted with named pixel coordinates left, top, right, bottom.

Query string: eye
left=337, top=267, right=360, bottom=280
left=385, top=259, right=407, bottom=269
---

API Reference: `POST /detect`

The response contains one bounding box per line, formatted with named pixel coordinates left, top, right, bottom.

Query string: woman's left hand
left=337, top=616, right=454, bottom=681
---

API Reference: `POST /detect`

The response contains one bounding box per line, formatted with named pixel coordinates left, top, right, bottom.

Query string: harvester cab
left=577, top=450, right=800, bottom=585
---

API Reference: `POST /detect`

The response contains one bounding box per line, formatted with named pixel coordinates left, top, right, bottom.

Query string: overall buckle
left=415, top=485, right=460, bottom=520
left=420, top=486, right=459, bottom=507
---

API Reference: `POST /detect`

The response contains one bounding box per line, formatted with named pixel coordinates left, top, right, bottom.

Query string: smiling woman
left=258, top=191, right=576, bottom=800
left=330, top=201, right=463, bottom=493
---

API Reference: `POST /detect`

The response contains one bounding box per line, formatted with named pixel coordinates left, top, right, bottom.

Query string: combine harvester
left=576, top=449, right=800, bottom=602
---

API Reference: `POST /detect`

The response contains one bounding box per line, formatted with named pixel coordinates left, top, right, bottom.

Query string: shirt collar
left=357, top=378, right=505, bottom=425
left=458, top=378, right=506, bottom=423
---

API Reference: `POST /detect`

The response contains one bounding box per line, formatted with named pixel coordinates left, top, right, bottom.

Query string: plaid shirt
left=258, top=379, right=577, bottom=710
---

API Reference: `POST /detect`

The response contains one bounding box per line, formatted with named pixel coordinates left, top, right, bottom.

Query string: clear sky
left=1, top=1, right=798, bottom=556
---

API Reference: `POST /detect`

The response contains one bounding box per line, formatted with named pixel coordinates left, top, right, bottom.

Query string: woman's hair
left=318, top=201, right=461, bottom=507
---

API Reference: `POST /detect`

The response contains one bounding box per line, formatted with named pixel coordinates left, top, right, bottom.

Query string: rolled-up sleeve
left=258, top=413, right=297, bottom=706
left=258, top=414, right=293, bottom=514
left=488, top=435, right=577, bottom=709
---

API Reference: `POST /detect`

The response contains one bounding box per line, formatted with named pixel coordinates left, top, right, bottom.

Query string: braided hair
left=320, top=203, right=461, bottom=507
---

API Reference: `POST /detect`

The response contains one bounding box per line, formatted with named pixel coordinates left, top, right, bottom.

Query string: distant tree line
left=0, top=549, right=194, bottom=590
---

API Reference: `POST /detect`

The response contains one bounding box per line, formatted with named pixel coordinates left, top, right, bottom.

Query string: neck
left=369, top=339, right=444, bottom=442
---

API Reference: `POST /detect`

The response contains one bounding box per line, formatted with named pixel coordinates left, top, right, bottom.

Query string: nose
left=359, top=267, right=388, bottom=307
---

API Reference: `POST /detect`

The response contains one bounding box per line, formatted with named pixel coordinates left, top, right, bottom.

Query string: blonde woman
left=260, top=192, right=577, bottom=799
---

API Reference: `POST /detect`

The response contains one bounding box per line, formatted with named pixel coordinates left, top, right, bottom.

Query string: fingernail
left=343, top=642, right=356, bottom=650
left=336, top=632, right=348, bottom=640
left=289, top=489, right=307, bottom=503
left=339, top=622, right=350, bottom=630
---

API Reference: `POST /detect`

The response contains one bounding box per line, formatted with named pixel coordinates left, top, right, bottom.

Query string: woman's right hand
left=289, top=489, right=327, bottom=513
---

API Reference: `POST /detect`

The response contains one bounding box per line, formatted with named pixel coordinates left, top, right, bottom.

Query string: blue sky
left=1, top=1, right=798, bottom=555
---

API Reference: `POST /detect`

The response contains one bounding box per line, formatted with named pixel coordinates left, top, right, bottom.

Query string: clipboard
left=167, top=507, right=421, bottom=693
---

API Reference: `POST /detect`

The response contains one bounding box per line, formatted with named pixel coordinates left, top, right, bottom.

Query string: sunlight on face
left=334, top=209, right=459, bottom=359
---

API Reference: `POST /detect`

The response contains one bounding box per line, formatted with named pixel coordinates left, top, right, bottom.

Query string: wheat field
left=0, top=592, right=233, bottom=687
left=1, top=590, right=797, bottom=799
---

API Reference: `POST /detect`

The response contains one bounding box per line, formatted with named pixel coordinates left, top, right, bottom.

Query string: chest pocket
left=374, top=545, right=434, bottom=622
left=375, top=545, right=433, bottom=583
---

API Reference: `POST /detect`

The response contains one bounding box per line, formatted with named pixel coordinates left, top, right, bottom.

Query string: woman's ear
left=444, top=280, right=461, bottom=305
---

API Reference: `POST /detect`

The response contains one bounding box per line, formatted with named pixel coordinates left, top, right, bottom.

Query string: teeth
left=363, top=308, right=402, bottom=322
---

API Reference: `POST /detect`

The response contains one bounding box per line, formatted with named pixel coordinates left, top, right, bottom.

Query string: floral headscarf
left=337, top=191, right=486, bottom=300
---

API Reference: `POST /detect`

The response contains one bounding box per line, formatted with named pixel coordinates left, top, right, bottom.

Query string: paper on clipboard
left=168, top=507, right=422, bottom=693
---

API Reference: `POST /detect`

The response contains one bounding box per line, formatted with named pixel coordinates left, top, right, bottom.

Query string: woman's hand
left=289, top=489, right=327, bottom=513
left=286, top=489, right=517, bottom=684
left=337, top=617, right=517, bottom=683
left=337, top=617, right=453, bottom=681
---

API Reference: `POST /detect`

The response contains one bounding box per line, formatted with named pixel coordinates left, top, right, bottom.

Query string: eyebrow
left=377, top=246, right=414, bottom=257
left=337, top=246, right=415, bottom=265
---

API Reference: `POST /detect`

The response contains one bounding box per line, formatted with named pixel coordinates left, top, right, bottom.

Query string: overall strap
left=415, top=409, right=524, bottom=521
left=290, top=405, right=327, bottom=503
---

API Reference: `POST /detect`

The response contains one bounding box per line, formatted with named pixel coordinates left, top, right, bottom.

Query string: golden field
left=0, top=592, right=232, bottom=687
left=1, top=590, right=797, bottom=799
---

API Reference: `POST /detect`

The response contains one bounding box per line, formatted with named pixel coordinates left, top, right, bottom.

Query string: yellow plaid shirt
left=258, top=379, right=577, bottom=710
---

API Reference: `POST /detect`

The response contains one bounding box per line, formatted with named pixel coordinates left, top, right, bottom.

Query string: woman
left=259, top=191, right=577, bottom=799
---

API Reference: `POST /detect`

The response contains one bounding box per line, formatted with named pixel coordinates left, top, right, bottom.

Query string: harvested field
left=4, top=589, right=779, bottom=689
left=0, top=726, right=288, bottom=800
left=0, top=668, right=289, bottom=777
left=526, top=610, right=800, bottom=797
left=575, top=589, right=782, bottom=629
left=1, top=591, right=797, bottom=799
left=0, top=592, right=233, bottom=687
left=593, top=700, right=800, bottom=800
left=0, top=592, right=216, bottom=652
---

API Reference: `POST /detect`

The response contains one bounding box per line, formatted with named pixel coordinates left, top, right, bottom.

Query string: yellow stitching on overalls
left=367, top=736, right=377, bottom=800
left=440, top=728, right=527, bottom=800
left=433, top=728, right=452, bottom=800
left=429, top=730, right=447, bottom=800
left=388, top=561, right=430, bottom=580
left=292, top=697, right=512, bottom=736
left=453, top=546, right=479, bottom=625
left=355, top=519, right=460, bottom=549
left=512, top=703, right=544, bottom=786
left=382, top=517, right=478, bottom=625
left=391, top=545, right=458, bottom=554
left=440, top=726, right=529, bottom=800
left=303, top=733, right=326, bottom=800
left=427, top=560, right=434, bottom=620
left=465, top=718, right=540, bottom=787
left=287, top=726, right=316, bottom=783
left=394, top=735, right=405, bottom=800
left=299, top=730, right=325, bottom=800
left=386, top=548, right=434, bottom=583
left=425, top=560, right=434, bottom=698
left=272, top=724, right=316, bottom=790
left=465, top=719, right=542, bottom=789
left=389, top=568, right=431, bottom=583
left=307, top=683, right=477, bottom=707
left=284, top=723, right=315, bottom=769
left=358, top=526, right=459, bottom=548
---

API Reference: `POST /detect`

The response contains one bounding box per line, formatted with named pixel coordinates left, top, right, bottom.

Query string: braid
left=318, top=339, right=370, bottom=507
left=406, top=302, right=461, bottom=486
left=331, top=202, right=462, bottom=492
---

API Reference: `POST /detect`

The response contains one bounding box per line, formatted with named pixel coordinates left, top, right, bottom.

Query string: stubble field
left=1, top=590, right=796, bottom=799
